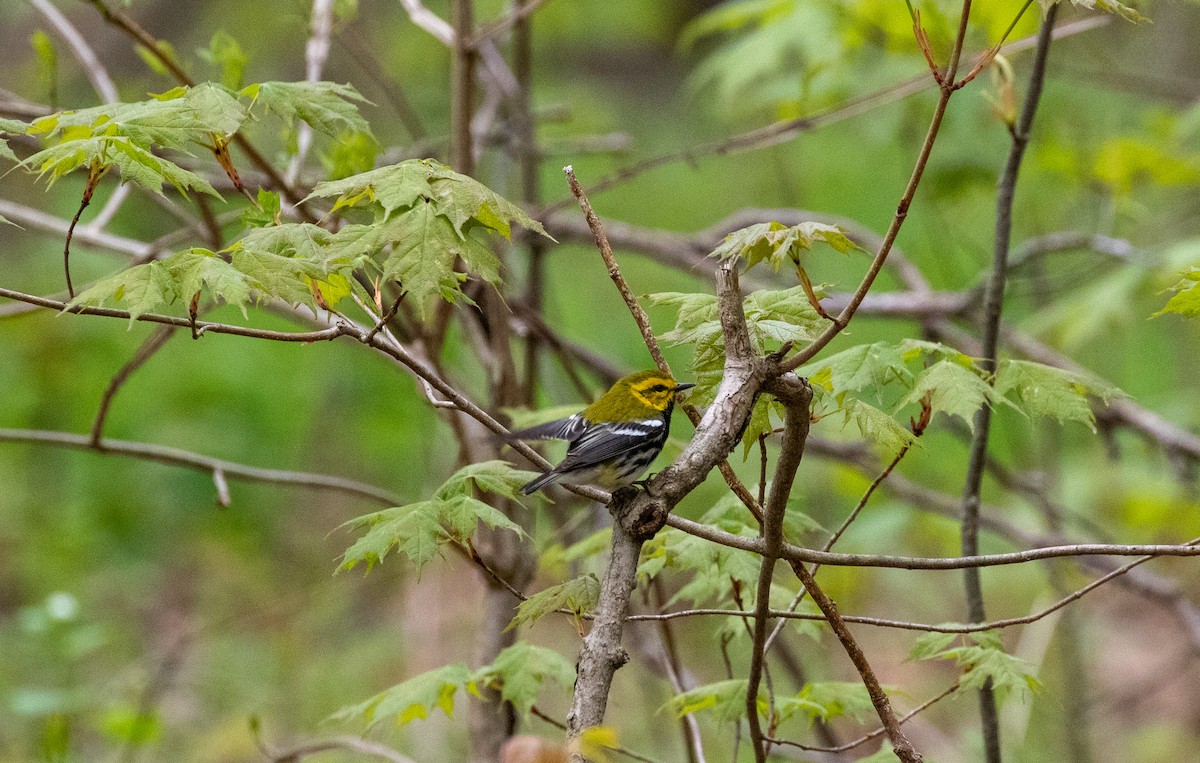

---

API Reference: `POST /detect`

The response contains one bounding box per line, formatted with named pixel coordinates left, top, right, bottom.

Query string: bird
left=508, top=370, right=695, bottom=495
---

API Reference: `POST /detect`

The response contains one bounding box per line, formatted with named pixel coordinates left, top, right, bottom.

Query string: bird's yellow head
left=584, top=370, right=695, bottom=423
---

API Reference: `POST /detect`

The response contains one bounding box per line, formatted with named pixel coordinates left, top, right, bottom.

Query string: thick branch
left=566, top=260, right=768, bottom=752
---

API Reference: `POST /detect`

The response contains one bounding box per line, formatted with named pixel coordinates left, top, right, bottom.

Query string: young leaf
left=994, top=360, right=1122, bottom=429
left=336, top=201, right=496, bottom=319
left=895, top=360, right=995, bottom=430
left=1154, top=267, right=1200, bottom=319
left=474, top=642, right=575, bottom=717
left=339, top=501, right=445, bottom=572
left=330, top=663, right=474, bottom=727
left=428, top=169, right=549, bottom=239
left=802, top=341, right=912, bottom=395
left=509, top=574, right=601, bottom=631
left=0, top=117, right=28, bottom=163
left=775, top=681, right=877, bottom=723
left=837, top=397, right=918, bottom=455
left=438, top=495, right=524, bottom=542
left=1048, top=0, right=1144, bottom=25
left=710, top=220, right=860, bottom=270
left=306, top=158, right=550, bottom=240
left=910, top=631, right=1040, bottom=700
left=20, top=136, right=219, bottom=198
left=665, top=679, right=760, bottom=725
left=340, top=462, right=529, bottom=574
left=435, top=460, right=540, bottom=503
left=31, top=83, right=247, bottom=149
left=241, top=80, right=374, bottom=140
left=306, top=159, right=442, bottom=215
left=65, top=261, right=179, bottom=322
left=164, top=248, right=254, bottom=316
left=199, top=31, right=248, bottom=90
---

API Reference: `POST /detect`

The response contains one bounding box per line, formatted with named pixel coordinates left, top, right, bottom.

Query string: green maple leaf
left=31, top=83, right=246, bottom=150
left=1155, top=267, right=1200, bottom=319
left=776, top=682, right=877, bottom=723
left=339, top=502, right=445, bottom=573
left=306, top=159, right=441, bottom=215
left=508, top=574, right=600, bottom=630
left=65, top=261, right=179, bottom=322
left=665, top=679, right=762, bottom=725
left=21, top=136, right=219, bottom=198
left=710, top=220, right=860, bottom=270
left=242, top=80, right=374, bottom=140
left=331, top=664, right=474, bottom=727
left=994, top=360, right=1122, bottom=429
left=435, top=460, right=537, bottom=503
left=164, top=249, right=254, bottom=316
left=336, top=201, right=494, bottom=319
left=473, top=643, right=575, bottom=717
left=895, top=360, right=996, bottom=430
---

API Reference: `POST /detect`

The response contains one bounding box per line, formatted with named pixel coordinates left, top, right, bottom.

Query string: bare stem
left=960, top=7, right=1058, bottom=761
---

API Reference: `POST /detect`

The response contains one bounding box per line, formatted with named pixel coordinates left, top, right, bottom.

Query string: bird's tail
left=519, top=469, right=562, bottom=495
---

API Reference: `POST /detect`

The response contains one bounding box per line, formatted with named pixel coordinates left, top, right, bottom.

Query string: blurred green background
left=4, top=0, right=1200, bottom=761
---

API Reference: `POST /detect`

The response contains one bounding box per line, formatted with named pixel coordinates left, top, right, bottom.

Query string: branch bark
left=960, top=7, right=1057, bottom=760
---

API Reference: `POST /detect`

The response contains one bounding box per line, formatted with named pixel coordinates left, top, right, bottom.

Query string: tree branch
left=0, top=428, right=400, bottom=505
left=960, top=8, right=1057, bottom=759
left=745, top=375, right=812, bottom=761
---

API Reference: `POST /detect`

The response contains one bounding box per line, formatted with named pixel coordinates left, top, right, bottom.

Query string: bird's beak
left=675, top=383, right=696, bottom=392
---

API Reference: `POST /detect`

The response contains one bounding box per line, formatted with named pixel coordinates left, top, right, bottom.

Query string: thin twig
left=564, top=166, right=669, bottom=371
left=781, top=0, right=976, bottom=371
left=563, top=166, right=764, bottom=521
left=90, top=324, right=177, bottom=446
left=540, top=16, right=1108, bottom=216
left=745, top=378, right=813, bottom=762
left=960, top=7, right=1058, bottom=761
left=766, top=682, right=960, bottom=754
left=0, top=428, right=400, bottom=505
left=85, top=0, right=313, bottom=213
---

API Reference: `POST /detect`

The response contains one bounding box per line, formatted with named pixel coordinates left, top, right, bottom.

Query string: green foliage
left=64, top=241, right=346, bottom=320
left=775, top=681, right=877, bottom=723
left=19, top=83, right=246, bottom=197
left=198, top=31, right=249, bottom=90
left=910, top=630, right=1040, bottom=700
left=0, top=117, right=26, bottom=163
left=665, top=678, right=759, bottom=725
left=21, top=136, right=218, bottom=197
left=335, top=644, right=575, bottom=729
left=648, top=285, right=825, bottom=423
left=473, top=642, right=577, bottom=717
left=241, top=80, right=374, bottom=140
left=993, top=360, right=1123, bottom=429
left=304, top=159, right=550, bottom=317
left=331, top=664, right=476, bottom=726
left=799, top=340, right=1119, bottom=452
left=307, top=158, right=549, bottom=240
left=1155, top=268, right=1200, bottom=319
left=31, top=83, right=247, bottom=149
left=509, top=574, right=600, bottom=631
left=1092, top=136, right=1200, bottom=195
left=711, top=220, right=860, bottom=269
left=339, top=462, right=530, bottom=573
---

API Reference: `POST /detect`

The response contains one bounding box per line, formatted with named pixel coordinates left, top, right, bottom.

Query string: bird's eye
left=652, top=384, right=667, bottom=392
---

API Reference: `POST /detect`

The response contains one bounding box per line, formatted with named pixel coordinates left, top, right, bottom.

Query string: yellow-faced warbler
left=510, top=370, right=695, bottom=495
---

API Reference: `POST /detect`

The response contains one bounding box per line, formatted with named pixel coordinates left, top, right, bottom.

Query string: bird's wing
left=556, top=418, right=666, bottom=470
left=506, top=414, right=587, bottom=442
